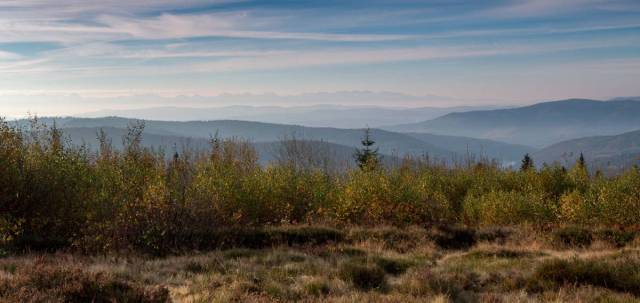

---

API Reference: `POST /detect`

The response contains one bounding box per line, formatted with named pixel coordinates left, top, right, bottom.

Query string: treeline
left=1, top=119, right=639, bottom=254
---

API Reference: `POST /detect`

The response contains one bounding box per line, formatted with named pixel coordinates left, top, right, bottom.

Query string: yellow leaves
left=0, top=217, right=24, bottom=245
left=559, top=190, right=584, bottom=223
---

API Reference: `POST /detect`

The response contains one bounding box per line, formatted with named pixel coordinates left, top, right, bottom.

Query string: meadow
left=1, top=119, right=640, bottom=302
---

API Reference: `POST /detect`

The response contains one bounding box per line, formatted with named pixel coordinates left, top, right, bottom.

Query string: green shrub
left=2, top=119, right=640, bottom=254
left=552, top=226, right=593, bottom=249
left=463, top=190, right=556, bottom=225
left=339, top=261, right=387, bottom=291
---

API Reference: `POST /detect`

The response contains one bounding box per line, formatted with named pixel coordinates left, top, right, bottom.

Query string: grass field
left=2, top=225, right=639, bottom=303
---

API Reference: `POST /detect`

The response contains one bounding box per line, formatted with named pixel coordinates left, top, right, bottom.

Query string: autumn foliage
left=1, top=119, right=640, bottom=255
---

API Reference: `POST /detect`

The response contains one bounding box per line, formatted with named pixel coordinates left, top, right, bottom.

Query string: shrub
left=466, top=249, right=544, bottom=259
left=275, top=226, right=345, bottom=246
left=304, top=281, right=331, bottom=296
left=224, top=248, right=258, bottom=259
left=339, top=261, right=387, bottom=291
left=372, top=257, right=413, bottom=275
left=463, top=190, right=556, bottom=225
left=528, top=257, right=640, bottom=295
left=2, top=119, right=640, bottom=254
left=595, top=170, right=640, bottom=226
left=596, top=229, right=636, bottom=248
left=475, top=227, right=511, bottom=243
left=347, top=227, right=428, bottom=252
left=411, top=269, right=481, bottom=301
left=335, top=247, right=367, bottom=257
left=431, top=225, right=477, bottom=250
left=0, top=263, right=169, bottom=302
left=552, top=226, right=593, bottom=249
left=184, top=261, right=207, bottom=274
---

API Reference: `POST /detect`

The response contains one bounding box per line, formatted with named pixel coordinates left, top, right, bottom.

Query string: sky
left=0, top=0, right=639, bottom=116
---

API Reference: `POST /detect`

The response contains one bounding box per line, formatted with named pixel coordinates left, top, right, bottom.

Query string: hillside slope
left=26, top=117, right=454, bottom=159
left=59, top=127, right=362, bottom=169
left=534, top=129, right=640, bottom=171
left=81, top=104, right=502, bottom=129
left=385, top=99, right=640, bottom=147
left=405, top=132, right=534, bottom=163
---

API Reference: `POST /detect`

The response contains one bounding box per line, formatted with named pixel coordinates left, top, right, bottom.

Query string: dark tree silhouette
left=354, top=128, right=379, bottom=169
left=578, top=152, right=586, bottom=168
left=520, top=153, right=534, bottom=171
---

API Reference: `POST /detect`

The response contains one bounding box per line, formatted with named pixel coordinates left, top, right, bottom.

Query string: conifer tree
left=578, top=152, right=586, bottom=168
left=354, top=127, right=379, bottom=169
left=570, top=152, right=590, bottom=191
left=520, top=153, right=534, bottom=171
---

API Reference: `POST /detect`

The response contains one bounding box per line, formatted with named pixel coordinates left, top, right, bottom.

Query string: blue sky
left=0, top=0, right=639, bottom=115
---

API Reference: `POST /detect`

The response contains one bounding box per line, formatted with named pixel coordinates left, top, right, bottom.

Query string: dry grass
left=1, top=226, right=639, bottom=302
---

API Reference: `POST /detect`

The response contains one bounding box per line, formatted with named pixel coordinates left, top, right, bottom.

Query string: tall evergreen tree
left=354, top=128, right=379, bottom=169
left=578, top=152, right=586, bottom=168
left=520, top=153, right=534, bottom=171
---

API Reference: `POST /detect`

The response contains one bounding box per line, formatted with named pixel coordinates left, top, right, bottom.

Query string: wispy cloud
left=0, top=51, right=22, bottom=60
left=0, top=0, right=240, bottom=20
left=0, top=12, right=416, bottom=44
left=479, top=0, right=606, bottom=18
left=0, top=0, right=638, bottom=105
left=12, top=35, right=635, bottom=78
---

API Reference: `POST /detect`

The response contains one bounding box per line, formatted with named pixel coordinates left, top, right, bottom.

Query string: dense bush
left=528, top=256, right=640, bottom=295
left=1, top=119, right=640, bottom=253
left=371, top=256, right=413, bottom=275
left=552, top=226, right=593, bottom=249
left=339, top=261, right=387, bottom=291
left=430, top=225, right=477, bottom=250
left=596, top=228, right=636, bottom=247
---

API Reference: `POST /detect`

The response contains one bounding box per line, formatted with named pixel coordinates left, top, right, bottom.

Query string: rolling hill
left=81, top=104, right=503, bottom=129
left=404, top=132, right=534, bottom=164
left=12, top=117, right=538, bottom=164
left=30, top=117, right=453, bottom=158
left=385, top=99, right=640, bottom=147
left=57, top=127, right=361, bottom=169
left=533, top=129, right=640, bottom=171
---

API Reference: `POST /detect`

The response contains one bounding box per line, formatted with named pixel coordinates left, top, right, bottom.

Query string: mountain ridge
left=13, top=116, right=534, bottom=163
left=384, top=98, right=640, bottom=147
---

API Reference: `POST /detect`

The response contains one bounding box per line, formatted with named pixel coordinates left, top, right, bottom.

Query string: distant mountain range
left=404, top=132, right=532, bottom=164
left=14, top=117, right=533, bottom=164
left=385, top=98, right=640, bottom=147
left=10, top=97, right=640, bottom=171
left=81, top=104, right=504, bottom=129
left=56, top=127, right=358, bottom=169
left=6, top=90, right=499, bottom=119
left=534, top=129, right=640, bottom=171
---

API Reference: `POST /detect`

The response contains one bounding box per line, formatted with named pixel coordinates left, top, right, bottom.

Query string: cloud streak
left=0, top=12, right=416, bottom=44
left=0, top=0, right=638, bottom=106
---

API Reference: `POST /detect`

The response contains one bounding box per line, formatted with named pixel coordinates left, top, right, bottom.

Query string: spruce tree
left=578, top=152, right=586, bottom=168
left=354, top=128, right=379, bottom=169
left=520, top=153, right=534, bottom=171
